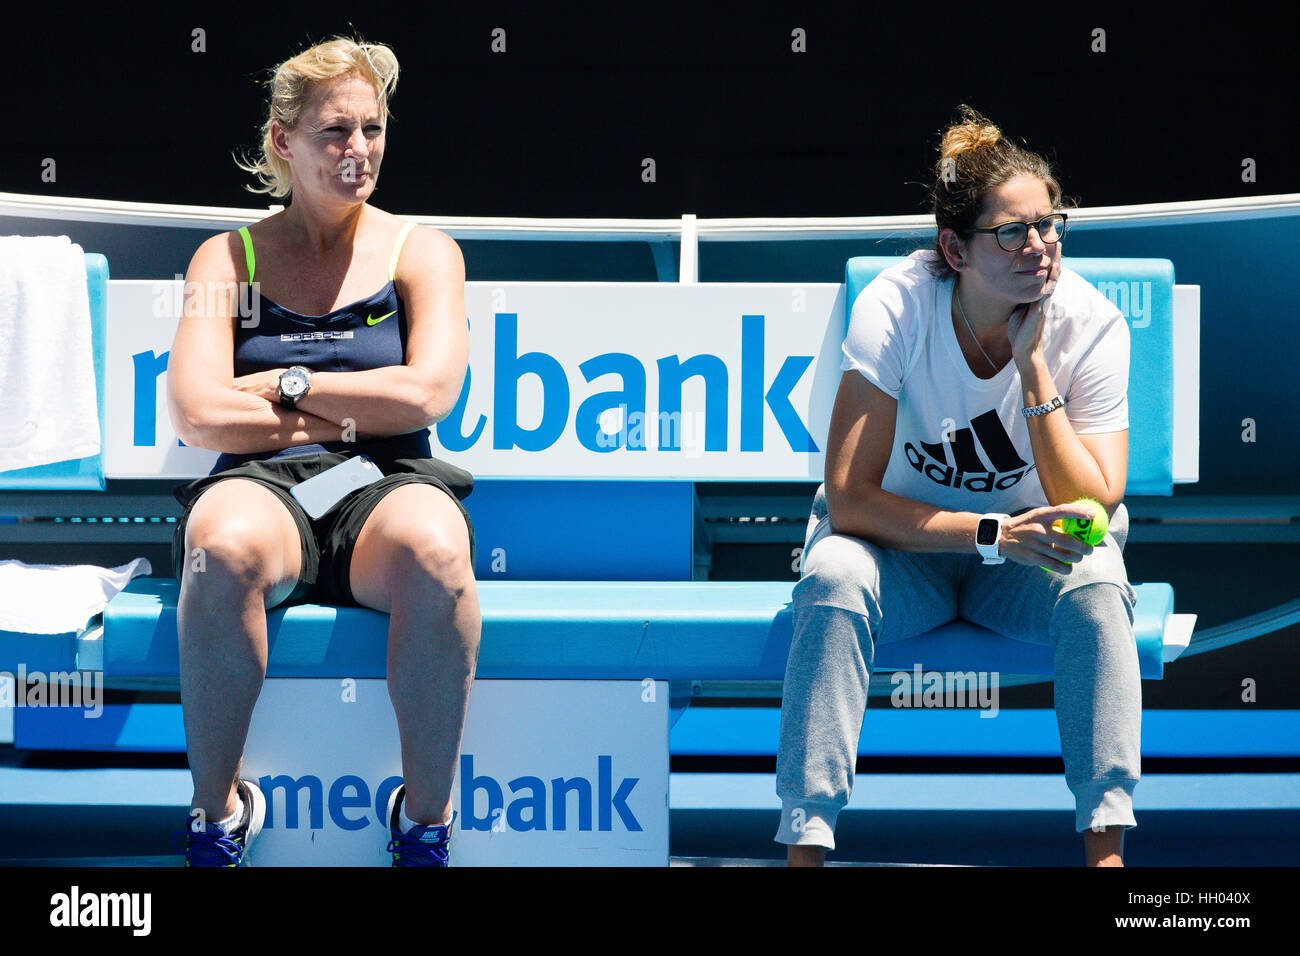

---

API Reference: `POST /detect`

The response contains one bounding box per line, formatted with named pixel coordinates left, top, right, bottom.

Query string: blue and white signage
left=240, top=678, right=669, bottom=867
left=104, top=281, right=845, bottom=480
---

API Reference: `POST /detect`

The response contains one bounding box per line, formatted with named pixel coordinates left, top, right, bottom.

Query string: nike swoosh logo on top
left=366, top=311, right=396, bottom=326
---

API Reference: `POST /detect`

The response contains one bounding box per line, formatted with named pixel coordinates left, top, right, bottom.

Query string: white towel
left=0, top=235, right=100, bottom=473
left=0, top=557, right=151, bottom=635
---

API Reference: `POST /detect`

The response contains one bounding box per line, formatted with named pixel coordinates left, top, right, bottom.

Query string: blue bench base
left=18, top=706, right=1298, bottom=758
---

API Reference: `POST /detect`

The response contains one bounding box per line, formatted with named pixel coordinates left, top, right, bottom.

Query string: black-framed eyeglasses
left=970, top=213, right=1068, bottom=252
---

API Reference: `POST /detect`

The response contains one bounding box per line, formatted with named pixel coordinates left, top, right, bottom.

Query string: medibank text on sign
left=104, top=282, right=847, bottom=480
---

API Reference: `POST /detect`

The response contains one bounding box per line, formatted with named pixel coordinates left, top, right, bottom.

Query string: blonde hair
left=926, top=105, right=1071, bottom=279
left=235, top=37, right=400, bottom=199
left=938, top=106, right=1002, bottom=161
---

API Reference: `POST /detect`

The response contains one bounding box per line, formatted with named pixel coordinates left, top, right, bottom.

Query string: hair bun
left=938, top=105, right=1002, bottom=167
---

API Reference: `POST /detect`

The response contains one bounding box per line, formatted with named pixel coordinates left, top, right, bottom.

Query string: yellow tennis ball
left=1058, top=498, right=1108, bottom=546
left=1042, top=498, right=1108, bottom=571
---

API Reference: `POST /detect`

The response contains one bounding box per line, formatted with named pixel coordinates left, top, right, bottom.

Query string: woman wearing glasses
left=776, top=106, right=1138, bottom=866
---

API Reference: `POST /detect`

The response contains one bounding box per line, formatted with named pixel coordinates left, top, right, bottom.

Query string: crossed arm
left=167, top=226, right=468, bottom=455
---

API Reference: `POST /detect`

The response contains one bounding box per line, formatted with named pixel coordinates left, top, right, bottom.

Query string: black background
left=7, top=3, right=1294, bottom=216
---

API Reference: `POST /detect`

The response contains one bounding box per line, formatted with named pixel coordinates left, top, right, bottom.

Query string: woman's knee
left=181, top=483, right=301, bottom=595
left=793, top=532, right=883, bottom=618
left=1108, top=502, right=1129, bottom=552
left=1054, top=545, right=1134, bottom=613
left=389, top=521, right=474, bottom=593
left=351, top=485, right=475, bottom=611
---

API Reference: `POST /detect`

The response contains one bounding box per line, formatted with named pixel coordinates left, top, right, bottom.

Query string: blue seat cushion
left=102, top=578, right=1171, bottom=681
left=0, top=629, right=81, bottom=673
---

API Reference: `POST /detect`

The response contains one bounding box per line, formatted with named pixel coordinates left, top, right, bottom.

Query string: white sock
left=213, top=795, right=245, bottom=835
left=399, top=803, right=423, bottom=834
left=399, top=801, right=452, bottom=834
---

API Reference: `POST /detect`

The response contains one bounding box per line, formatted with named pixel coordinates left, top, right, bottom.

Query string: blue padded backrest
left=844, top=256, right=1175, bottom=496
left=470, top=479, right=694, bottom=580
left=0, top=252, right=108, bottom=490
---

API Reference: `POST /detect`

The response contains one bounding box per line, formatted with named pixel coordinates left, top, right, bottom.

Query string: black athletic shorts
left=170, top=452, right=475, bottom=607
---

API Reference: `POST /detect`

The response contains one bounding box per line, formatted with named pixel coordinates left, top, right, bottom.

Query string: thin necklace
left=955, top=285, right=999, bottom=373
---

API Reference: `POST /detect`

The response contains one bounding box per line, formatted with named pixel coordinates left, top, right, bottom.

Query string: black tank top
left=209, top=222, right=431, bottom=474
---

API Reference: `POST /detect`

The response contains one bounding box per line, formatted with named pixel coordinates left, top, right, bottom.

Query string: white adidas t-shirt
left=842, top=250, right=1129, bottom=515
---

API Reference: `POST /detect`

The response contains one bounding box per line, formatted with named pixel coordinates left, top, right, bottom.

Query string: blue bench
left=101, top=578, right=1177, bottom=682
left=0, top=251, right=1197, bottom=863
left=105, top=256, right=1190, bottom=680
left=3, top=253, right=1198, bottom=695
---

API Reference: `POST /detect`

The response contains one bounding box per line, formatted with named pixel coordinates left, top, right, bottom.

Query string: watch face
left=283, top=370, right=308, bottom=396
left=977, top=518, right=999, bottom=546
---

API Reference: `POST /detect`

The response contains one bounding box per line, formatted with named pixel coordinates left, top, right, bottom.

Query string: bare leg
left=1084, top=826, right=1124, bottom=867
left=177, top=480, right=303, bottom=823
left=349, top=484, right=480, bottom=825
left=787, top=845, right=827, bottom=867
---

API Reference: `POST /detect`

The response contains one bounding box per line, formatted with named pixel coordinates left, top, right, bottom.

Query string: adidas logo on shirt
left=902, top=409, right=1035, bottom=493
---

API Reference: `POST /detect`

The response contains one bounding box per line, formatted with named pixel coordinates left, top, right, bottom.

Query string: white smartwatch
left=976, top=513, right=1010, bottom=565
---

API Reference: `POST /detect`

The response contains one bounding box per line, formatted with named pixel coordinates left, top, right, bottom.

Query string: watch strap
left=1023, top=395, right=1064, bottom=418
left=977, top=513, right=1010, bottom=565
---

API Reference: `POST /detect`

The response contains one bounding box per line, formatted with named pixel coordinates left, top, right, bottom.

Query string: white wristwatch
left=976, top=513, right=1010, bottom=565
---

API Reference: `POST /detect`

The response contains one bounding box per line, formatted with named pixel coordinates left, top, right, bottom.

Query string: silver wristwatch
left=279, top=366, right=312, bottom=409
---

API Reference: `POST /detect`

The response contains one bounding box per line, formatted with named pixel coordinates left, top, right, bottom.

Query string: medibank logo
left=130, top=313, right=817, bottom=455
left=257, top=754, right=642, bottom=834
left=461, top=754, right=642, bottom=832
left=258, top=772, right=403, bottom=832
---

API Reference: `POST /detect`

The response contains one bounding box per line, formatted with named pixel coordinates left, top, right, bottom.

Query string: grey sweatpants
left=775, top=485, right=1142, bottom=849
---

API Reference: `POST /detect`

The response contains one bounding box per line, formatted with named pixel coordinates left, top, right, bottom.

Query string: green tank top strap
left=237, top=226, right=256, bottom=283
left=389, top=221, right=416, bottom=281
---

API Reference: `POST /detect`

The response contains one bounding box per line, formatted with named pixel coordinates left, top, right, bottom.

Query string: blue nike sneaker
left=172, top=779, right=265, bottom=867
left=385, top=785, right=453, bottom=867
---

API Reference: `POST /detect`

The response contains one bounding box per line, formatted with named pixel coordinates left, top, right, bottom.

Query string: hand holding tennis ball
left=1040, top=498, right=1108, bottom=572
left=1054, top=497, right=1108, bottom=546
